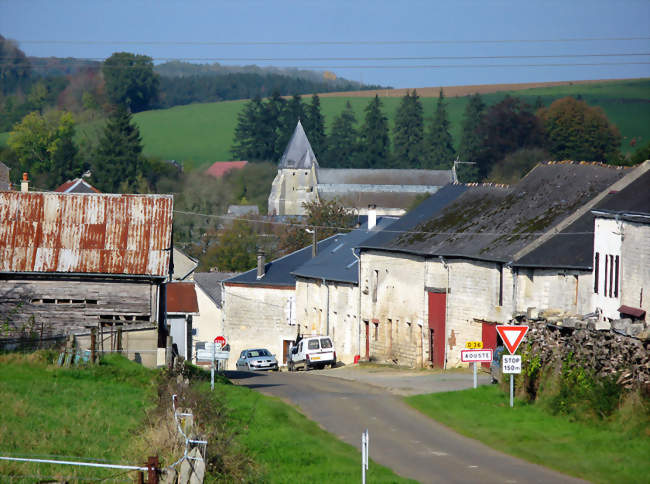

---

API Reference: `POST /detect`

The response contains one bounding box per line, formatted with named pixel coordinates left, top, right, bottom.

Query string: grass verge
left=405, top=384, right=650, bottom=484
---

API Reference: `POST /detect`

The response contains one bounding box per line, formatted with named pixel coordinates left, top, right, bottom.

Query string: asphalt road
left=227, top=368, right=587, bottom=484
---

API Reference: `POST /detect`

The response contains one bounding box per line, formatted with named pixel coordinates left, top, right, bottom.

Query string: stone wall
left=521, top=311, right=649, bottom=392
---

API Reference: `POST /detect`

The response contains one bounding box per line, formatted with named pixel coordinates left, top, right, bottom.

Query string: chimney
left=21, top=173, right=29, bottom=193
left=368, top=204, right=377, bottom=230
left=256, top=250, right=266, bottom=279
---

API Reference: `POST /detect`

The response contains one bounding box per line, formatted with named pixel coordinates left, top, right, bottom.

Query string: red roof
left=205, top=161, right=248, bottom=178
left=167, top=282, right=199, bottom=313
left=0, top=192, right=173, bottom=277
left=55, top=179, right=102, bottom=194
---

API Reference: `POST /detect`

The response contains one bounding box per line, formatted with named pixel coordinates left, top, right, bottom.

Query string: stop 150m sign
left=502, top=355, right=522, bottom=374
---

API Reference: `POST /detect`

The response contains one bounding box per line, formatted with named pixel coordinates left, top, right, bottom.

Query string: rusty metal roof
left=166, top=282, right=199, bottom=313
left=0, top=192, right=173, bottom=277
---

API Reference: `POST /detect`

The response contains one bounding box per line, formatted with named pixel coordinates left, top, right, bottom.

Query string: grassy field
left=406, top=385, right=650, bottom=484
left=1, top=79, right=648, bottom=170
left=0, top=353, right=412, bottom=483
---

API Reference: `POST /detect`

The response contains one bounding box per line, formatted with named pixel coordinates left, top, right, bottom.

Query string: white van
left=287, top=336, right=336, bottom=371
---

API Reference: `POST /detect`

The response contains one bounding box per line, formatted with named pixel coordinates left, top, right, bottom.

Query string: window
left=320, top=338, right=332, bottom=348
left=308, top=339, right=319, bottom=350
left=594, top=252, right=600, bottom=294
left=604, top=255, right=609, bottom=296
left=614, top=255, right=619, bottom=298
left=498, top=263, right=504, bottom=306
left=407, top=322, right=412, bottom=342
left=372, top=270, right=379, bottom=302
left=373, top=322, right=379, bottom=341
left=609, top=255, right=614, bottom=298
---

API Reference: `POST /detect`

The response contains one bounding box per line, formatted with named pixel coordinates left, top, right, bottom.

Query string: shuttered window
left=594, top=252, right=599, bottom=294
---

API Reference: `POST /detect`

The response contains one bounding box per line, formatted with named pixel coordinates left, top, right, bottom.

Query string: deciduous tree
left=537, top=97, right=621, bottom=163
left=102, top=52, right=159, bottom=112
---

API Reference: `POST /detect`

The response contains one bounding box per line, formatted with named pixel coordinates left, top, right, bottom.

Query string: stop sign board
left=214, top=336, right=227, bottom=348
left=496, top=325, right=528, bottom=354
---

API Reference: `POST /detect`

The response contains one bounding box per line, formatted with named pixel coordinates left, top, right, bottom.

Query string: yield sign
left=496, top=325, right=529, bottom=354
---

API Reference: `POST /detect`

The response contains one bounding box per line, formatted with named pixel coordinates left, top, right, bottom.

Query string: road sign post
left=460, top=349, right=492, bottom=389
left=496, top=325, right=528, bottom=408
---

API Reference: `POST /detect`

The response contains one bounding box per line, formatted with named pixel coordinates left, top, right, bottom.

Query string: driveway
left=227, top=368, right=586, bottom=484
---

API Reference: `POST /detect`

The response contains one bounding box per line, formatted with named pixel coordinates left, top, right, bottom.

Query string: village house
left=292, top=215, right=397, bottom=364
left=357, top=161, right=648, bottom=368
left=221, top=236, right=339, bottom=369
left=268, top=120, right=454, bottom=217
left=591, top=206, right=649, bottom=322
left=0, top=187, right=174, bottom=367
left=166, top=281, right=199, bottom=361
left=191, top=271, right=238, bottom=364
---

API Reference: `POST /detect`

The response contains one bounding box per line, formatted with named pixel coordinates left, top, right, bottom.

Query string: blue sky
left=1, top=0, right=649, bottom=88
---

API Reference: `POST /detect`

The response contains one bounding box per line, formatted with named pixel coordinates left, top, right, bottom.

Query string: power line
left=16, top=37, right=650, bottom=46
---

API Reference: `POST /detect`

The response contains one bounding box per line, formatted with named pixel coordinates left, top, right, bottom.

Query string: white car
left=235, top=348, right=279, bottom=371
left=287, top=336, right=336, bottom=371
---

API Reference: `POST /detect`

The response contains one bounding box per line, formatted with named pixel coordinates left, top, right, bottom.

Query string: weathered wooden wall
left=0, top=276, right=160, bottom=337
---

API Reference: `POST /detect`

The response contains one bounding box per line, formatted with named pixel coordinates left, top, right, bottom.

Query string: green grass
left=215, top=381, right=415, bottom=483
left=406, top=385, right=650, bottom=484
left=1, top=79, right=648, bottom=168
left=0, top=352, right=157, bottom=482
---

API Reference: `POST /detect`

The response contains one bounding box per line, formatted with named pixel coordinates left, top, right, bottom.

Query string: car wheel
left=330, top=361, right=336, bottom=369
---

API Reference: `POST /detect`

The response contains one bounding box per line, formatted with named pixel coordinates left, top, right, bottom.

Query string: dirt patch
left=318, top=78, right=641, bottom=98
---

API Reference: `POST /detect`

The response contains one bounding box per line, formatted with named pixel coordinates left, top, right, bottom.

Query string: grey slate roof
left=359, top=184, right=469, bottom=251
left=194, top=272, right=239, bottom=306
left=382, top=162, right=632, bottom=262
left=278, top=120, right=318, bottom=169
left=318, top=169, right=453, bottom=186
left=515, top=169, right=650, bottom=269
left=292, top=217, right=398, bottom=284
left=227, top=205, right=260, bottom=216
left=172, top=248, right=199, bottom=281
left=224, top=235, right=340, bottom=287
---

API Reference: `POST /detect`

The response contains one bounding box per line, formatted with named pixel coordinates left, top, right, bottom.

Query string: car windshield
left=308, top=340, right=319, bottom=350
left=248, top=349, right=270, bottom=357
left=320, top=338, right=332, bottom=348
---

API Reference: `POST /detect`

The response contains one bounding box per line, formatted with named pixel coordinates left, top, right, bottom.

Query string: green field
left=406, top=385, right=650, bottom=484
left=2, top=79, right=649, bottom=170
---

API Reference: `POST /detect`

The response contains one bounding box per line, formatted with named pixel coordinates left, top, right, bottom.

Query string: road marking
left=468, top=465, right=479, bottom=469
left=431, top=451, right=448, bottom=457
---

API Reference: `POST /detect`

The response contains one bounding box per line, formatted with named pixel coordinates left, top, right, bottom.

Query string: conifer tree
left=277, top=94, right=305, bottom=156
left=324, top=101, right=360, bottom=167
left=359, top=95, right=390, bottom=168
left=304, top=94, right=326, bottom=158
left=457, top=93, right=486, bottom=181
left=426, top=88, right=455, bottom=169
left=92, top=105, right=145, bottom=192
left=393, top=90, right=425, bottom=168
left=231, top=96, right=265, bottom=160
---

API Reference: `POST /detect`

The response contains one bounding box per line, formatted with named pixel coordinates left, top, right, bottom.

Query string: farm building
left=268, top=120, right=453, bottom=217
left=357, top=161, right=648, bottom=368
left=0, top=189, right=174, bottom=367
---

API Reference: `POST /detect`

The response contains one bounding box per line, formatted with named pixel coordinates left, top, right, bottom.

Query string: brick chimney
left=21, top=173, right=29, bottom=193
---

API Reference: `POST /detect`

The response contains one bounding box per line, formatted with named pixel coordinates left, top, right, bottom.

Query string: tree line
left=232, top=88, right=634, bottom=182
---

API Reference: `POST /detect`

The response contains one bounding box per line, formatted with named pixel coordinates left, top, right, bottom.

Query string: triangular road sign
left=496, top=325, right=529, bottom=354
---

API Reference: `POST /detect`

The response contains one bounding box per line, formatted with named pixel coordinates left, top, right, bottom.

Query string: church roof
left=318, top=169, right=453, bottom=186
left=278, top=120, right=318, bottom=169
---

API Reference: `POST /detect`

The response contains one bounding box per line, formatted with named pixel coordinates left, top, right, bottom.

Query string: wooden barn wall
left=0, top=277, right=160, bottom=337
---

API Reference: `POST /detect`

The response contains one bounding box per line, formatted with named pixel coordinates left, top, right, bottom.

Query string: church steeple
left=278, top=120, right=319, bottom=169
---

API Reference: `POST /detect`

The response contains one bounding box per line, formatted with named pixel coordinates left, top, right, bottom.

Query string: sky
left=1, top=0, right=649, bottom=89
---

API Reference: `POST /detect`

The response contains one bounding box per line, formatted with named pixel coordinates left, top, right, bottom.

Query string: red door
left=481, top=323, right=497, bottom=368
left=427, top=292, right=446, bottom=368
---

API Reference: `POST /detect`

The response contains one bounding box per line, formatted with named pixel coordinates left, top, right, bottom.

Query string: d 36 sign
left=502, top=355, right=522, bottom=374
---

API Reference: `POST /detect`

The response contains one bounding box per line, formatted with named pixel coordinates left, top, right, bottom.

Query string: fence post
left=90, top=328, right=97, bottom=364
left=166, top=335, right=173, bottom=370
left=147, top=455, right=159, bottom=484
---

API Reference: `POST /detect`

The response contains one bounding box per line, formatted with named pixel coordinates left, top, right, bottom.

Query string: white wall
left=295, top=277, right=360, bottom=364
left=222, top=284, right=298, bottom=368
left=191, top=284, right=224, bottom=363
left=592, top=217, right=623, bottom=319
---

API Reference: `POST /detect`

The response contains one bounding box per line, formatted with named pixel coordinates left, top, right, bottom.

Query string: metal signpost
left=361, top=429, right=369, bottom=484
left=496, top=325, right=529, bottom=408
left=460, top=347, right=493, bottom=388
left=196, top=336, right=229, bottom=390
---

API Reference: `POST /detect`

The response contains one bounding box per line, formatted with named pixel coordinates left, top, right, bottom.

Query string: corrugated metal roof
left=166, top=282, right=199, bottom=313
left=0, top=192, right=173, bottom=277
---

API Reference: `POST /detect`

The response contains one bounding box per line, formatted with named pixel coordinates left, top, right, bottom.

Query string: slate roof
left=224, top=235, right=340, bottom=287
left=55, top=178, right=101, bottom=194
left=227, top=205, right=259, bottom=216
left=318, top=169, right=453, bottom=186
left=166, top=282, right=199, bottom=313
left=292, top=217, right=398, bottom=284
left=278, top=120, right=318, bottom=169
left=172, top=248, right=198, bottom=281
left=194, top=271, right=239, bottom=306
left=359, top=184, right=469, bottom=251
left=515, top=168, right=650, bottom=269
left=379, top=162, right=633, bottom=262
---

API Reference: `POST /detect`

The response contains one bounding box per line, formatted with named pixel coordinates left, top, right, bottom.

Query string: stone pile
left=517, top=310, right=649, bottom=393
